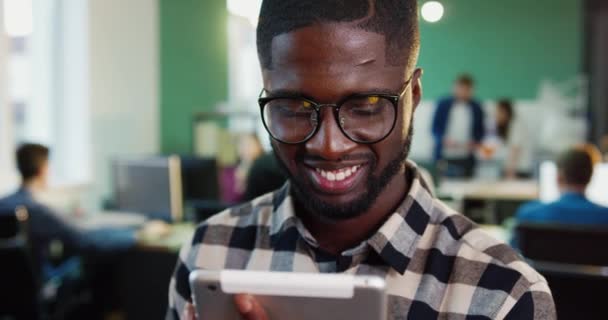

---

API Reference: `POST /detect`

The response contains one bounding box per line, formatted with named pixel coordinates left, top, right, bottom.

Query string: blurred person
left=494, top=99, right=534, bottom=178
left=1, top=143, right=136, bottom=318
left=169, top=1, right=554, bottom=319
left=241, top=151, right=287, bottom=201
left=576, top=143, right=602, bottom=165
left=432, top=74, right=486, bottom=178
left=516, top=148, right=608, bottom=225
left=235, top=133, right=264, bottom=198
left=0, top=143, right=92, bottom=268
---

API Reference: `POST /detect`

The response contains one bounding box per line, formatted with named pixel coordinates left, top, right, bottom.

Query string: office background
left=0, top=0, right=602, bottom=208
left=0, top=0, right=607, bottom=319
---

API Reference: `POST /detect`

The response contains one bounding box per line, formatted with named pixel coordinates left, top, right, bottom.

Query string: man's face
left=262, top=23, right=421, bottom=220
left=454, top=82, right=473, bottom=102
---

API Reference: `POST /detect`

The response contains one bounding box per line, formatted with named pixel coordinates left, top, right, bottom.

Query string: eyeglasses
left=258, top=75, right=414, bottom=145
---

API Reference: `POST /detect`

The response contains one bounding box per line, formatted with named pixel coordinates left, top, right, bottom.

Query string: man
left=431, top=75, right=485, bottom=178
left=516, top=148, right=608, bottom=224
left=0, top=143, right=91, bottom=261
left=168, top=1, right=555, bottom=319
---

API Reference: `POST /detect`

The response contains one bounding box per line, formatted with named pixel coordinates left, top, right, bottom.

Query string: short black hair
left=557, top=148, right=593, bottom=186
left=456, top=74, right=475, bottom=87
left=16, top=143, right=49, bottom=181
left=257, top=0, right=420, bottom=69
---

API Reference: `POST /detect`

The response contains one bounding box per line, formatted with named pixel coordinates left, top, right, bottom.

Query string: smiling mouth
left=315, top=165, right=361, bottom=181
left=304, top=164, right=367, bottom=194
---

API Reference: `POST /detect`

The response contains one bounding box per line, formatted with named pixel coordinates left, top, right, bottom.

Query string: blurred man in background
left=516, top=148, right=608, bottom=224
left=432, top=75, right=485, bottom=178
left=0, top=143, right=91, bottom=266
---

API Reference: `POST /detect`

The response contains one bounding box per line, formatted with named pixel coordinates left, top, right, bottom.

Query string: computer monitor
left=539, top=161, right=608, bottom=207
left=112, top=156, right=183, bottom=221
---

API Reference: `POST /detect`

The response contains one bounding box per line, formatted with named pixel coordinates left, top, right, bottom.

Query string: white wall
left=0, top=3, right=19, bottom=195
left=0, top=0, right=160, bottom=207
left=88, top=0, right=159, bottom=208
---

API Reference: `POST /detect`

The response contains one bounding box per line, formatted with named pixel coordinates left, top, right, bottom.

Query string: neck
left=22, top=179, right=43, bottom=193
left=560, top=185, right=586, bottom=195
left=297, top=168, right=409, bottom=255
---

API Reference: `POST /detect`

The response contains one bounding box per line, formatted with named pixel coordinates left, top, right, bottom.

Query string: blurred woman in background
left=235, top=133, right=264, bottom=198
left=495, top=99, right=534, bottom=178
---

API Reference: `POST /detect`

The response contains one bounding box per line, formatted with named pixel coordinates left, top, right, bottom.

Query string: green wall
left=418, top=0, right=582, bottom=100
left=160, top=0, right=228, bottom=154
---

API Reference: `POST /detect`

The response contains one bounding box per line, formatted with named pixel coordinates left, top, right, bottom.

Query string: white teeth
left=344, top=168, right=352, bottom=177
left=327, top=172, right=336, bottom=181
left=336, top=172, right=345, bottom=181
left=316, top=165, right=362, bottom=182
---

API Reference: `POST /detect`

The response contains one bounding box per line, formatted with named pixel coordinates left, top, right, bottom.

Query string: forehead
left=263, top=24, right=408, bottom=98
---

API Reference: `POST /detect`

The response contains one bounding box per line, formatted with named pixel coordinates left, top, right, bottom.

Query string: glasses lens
left=262, top=98, right=317, bottom=143
left=339, top=95, right=396, bottom=143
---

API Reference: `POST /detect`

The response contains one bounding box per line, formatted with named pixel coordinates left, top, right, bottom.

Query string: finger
left=184, top=302, right=197, bottom=320
left=234, top=294, right=269, bottom=320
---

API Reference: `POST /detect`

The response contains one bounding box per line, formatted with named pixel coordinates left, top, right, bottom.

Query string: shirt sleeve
left=504, top=283, right=556, bottom=320
left=34, top=205, right=93, bottom=251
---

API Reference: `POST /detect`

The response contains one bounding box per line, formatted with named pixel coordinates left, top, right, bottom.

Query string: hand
left=184, top=303, right=196, bottom=320
left=443, top=138, right=456, bottom=148
left=234, top=294, right=269, bottom=320
left=469, top=142, right=481, bottom=152
left=183, top=294, right=268, bottom=320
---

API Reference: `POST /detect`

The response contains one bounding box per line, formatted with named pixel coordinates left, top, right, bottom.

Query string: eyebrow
left=263, top=86, right=402, bottom=101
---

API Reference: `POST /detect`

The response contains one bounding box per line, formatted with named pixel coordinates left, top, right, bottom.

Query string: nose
left=305, top=107, right=358, bottom=160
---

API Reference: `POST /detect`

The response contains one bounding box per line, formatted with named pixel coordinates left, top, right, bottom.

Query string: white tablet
left=189, top=270, right=387, bottom=320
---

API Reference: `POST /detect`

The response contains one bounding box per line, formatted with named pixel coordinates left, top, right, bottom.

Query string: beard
left=272, top=123, right=414, bottom=222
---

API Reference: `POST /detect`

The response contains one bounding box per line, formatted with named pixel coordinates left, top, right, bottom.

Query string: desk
left=479, top=224, right=511, bottom=243
left=438, top=179, right=539, bottom=201
left=74, top=211, right=147, bottom=231
left=438, top=179, right=538, bottom=224
left=136, top=223, right=195, bottom=252
left=113, top=223, right=195, bottom=320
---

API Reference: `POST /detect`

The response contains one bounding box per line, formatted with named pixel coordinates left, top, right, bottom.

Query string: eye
left=367, top=96, right=379, bottom=104
left=344, top=96, right=385, bottom=116
left=267, top=99, right=315, bottom=118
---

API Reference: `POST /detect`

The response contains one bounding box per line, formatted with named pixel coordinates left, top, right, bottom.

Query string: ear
left=411, top=68, right=423, bottom=111
left=38, top=161, right=50, bottom=177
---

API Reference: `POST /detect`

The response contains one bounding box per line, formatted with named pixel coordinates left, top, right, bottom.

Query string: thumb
left=184, top=302, right=197, bottom=320
left=234, top=294, right=269, bottom=320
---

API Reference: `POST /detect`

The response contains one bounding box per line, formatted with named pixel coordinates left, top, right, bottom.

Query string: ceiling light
left=421, top=1, right=444, bottom=23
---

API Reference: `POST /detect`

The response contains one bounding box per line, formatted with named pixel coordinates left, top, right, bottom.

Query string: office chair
left=0, top=205, right=41, bottom=320
left=516, top=223, right=608, bottom=320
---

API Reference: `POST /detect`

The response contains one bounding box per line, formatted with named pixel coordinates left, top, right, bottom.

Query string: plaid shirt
left=167, top=162, right=555, bottom=319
